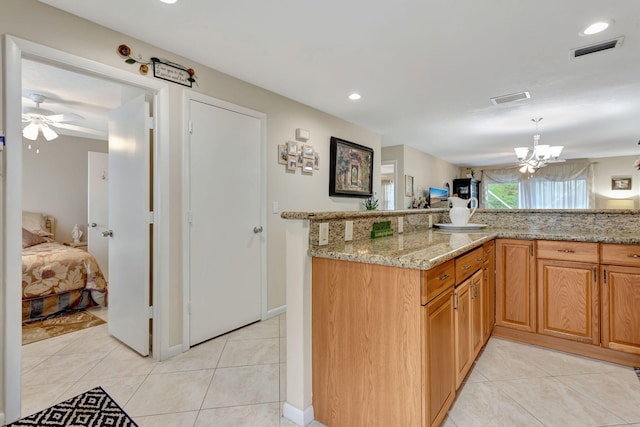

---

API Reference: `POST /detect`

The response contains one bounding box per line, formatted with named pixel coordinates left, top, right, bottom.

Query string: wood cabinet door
left=496, top=239, right=536, bottom=332
left=423, top=287, right=455, bottom=427
left=483, top=241, right=495, bottom=341
left=454, top=278, right=472, bottom=388
left=537, top=259, right=599, bottom=344
left=471, top=270, right=484, bottom=357
left=602, top=265, right=640, bottom=355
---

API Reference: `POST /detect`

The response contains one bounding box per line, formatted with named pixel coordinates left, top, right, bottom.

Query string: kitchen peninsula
left=281, top=209, right=640, bottom=427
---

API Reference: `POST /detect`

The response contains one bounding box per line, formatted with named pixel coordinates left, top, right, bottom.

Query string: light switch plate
left=345, top=221, right=353, bottom=241
left=319, top=223, right=329, bottom=245
left=397, top=217, right=403, bottom=233
left=272, top=201, right=279, bottom=214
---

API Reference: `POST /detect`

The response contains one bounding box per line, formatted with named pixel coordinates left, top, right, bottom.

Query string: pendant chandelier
left=514, top=118, right=564, bottom=174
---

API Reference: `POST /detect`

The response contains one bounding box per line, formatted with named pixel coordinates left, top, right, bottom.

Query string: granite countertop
left=309, top=227, right=640, bottom=270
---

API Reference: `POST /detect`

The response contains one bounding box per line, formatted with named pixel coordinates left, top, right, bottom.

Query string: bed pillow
left=22, top=211, right=51, bottom=237
left=22, top=228, right=47, bottom=248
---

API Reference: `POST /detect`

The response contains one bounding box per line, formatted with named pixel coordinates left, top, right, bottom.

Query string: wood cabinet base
left=492, top=325, right=640, bottom=367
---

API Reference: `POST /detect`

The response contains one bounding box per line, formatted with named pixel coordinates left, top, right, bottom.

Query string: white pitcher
left=448, top=196, right=478, bottom=226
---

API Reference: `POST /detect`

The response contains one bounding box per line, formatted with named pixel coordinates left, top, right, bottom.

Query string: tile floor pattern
left=21, top=309, right=640, bottom=426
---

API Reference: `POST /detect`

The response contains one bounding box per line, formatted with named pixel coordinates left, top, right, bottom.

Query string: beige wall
left=382, top=144, right=460, bottom=209
left=22, top=135, right=108, bottom=243
left=592, top=155, right=640, bottom=208
left=0, top=0, right=380, bottom=376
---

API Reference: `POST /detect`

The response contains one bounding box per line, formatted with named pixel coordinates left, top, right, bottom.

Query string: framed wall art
left=612, top=176, right=632, bottom=190
left=278, top=144, right=287, bottom=165
left=329, top=136, right=374, bottom=198
left=405, top=175, right=414, bottom=197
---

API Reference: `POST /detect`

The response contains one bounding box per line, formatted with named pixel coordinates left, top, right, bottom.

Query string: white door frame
left=2, top=35, right=171, bottom=423
left=381, top=159, right=398, bottom=210
left=181, top=90, right=267, bottom=351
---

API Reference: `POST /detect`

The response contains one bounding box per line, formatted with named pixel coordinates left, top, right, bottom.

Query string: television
left=429, top=187, right=449, bottom=208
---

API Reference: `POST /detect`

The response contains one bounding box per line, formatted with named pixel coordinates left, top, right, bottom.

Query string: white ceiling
left=38, top=0, right=640, bottom=166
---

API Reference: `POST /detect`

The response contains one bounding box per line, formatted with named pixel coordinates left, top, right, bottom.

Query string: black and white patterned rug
left=8, top=386, right=137, bottom=426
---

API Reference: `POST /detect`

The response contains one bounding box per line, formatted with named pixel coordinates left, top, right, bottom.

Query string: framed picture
left=287, top=155, right=298, bottom=171
left=405, top=175, right=414, bottom=197
left=329, top=137, right=374, bottom=198
left=287, top=141, right=298, bottom=156
left=302, top=159, right=314, bottom=175
left=612, top=176, right=632, bottom=190
left=313, top=152, right=320, bottom=170
left=277, top=144, right=287, bottom=165
left=303, top=144, right=315, bottom=159
left=297, top=150, right=304, bottom=167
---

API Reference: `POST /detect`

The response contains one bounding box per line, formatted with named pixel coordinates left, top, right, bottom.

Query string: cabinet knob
left=629, top=254, right=640, bottom=258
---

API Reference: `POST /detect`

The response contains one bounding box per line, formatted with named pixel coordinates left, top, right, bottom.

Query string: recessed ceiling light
left=348, top=93, right=361, bottom=101
left=581, top=21, right=611, bottom=36
left=159, top=0, right=178, bottom=4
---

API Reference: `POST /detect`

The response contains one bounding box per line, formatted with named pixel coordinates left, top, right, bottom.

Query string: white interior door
left=188, top=99, right=263, bottom=346
left=107, top=94, right=151, bottom=356
left=88, top=151, right=109, bottom=280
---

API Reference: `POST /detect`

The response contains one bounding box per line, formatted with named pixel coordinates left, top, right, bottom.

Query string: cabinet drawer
left=537, top=240, right=598, bottom=263
left=601, top=243, right=640, bottom=267
left=422, top=260, right=455, bottom=305
left=455, top=246, right=484, bottom=283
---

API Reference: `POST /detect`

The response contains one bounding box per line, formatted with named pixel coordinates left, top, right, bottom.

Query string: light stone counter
left=309, top=227, right=640, bottom=270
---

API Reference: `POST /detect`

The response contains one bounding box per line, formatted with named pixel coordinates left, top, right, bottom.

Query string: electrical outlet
left=319, top=223, right=329, bottom=245
left=397, top=217, right=403, bottom=233
left=345, top=221, right=353, bottom=241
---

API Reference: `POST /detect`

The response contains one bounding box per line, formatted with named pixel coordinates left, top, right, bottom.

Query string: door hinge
left=148, top=306, right=154, bottom=319
left=148, top=211, right=155, bottom=224
left=189, top=120, right=193, bottom=134
left=187, top=211, right=193, bottom=225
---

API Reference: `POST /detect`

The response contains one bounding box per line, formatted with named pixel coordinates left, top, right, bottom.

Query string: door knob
left=102, top=230, right=113, bottom=237
left=253, top=226, right=263, bottom=234
left=89, top=223, right=97, bottom=228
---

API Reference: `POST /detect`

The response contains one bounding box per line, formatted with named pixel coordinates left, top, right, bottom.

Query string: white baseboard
left=265, top=304, right=286, bottom=320
left=161, top=343, right=184, bottom=361
left=283, top=402, right=314, bottom=426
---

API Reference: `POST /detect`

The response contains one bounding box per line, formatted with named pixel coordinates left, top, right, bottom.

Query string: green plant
left=363, top=197, right=379, bottom=210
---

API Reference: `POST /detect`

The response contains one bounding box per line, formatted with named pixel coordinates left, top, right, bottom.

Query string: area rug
left=22, top=310, right=105, bottom=345
left=8, top=386, right=137, bottom=426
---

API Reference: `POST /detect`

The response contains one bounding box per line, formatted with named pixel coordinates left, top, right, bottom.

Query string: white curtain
left=481, top=160, right=595, bottom=209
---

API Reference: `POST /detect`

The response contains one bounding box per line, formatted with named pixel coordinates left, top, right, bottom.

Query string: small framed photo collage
left=278, top=140, right=320, bottom=175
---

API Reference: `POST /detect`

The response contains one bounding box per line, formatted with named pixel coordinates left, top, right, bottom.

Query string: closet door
left=187, top=97, right=264, bottom=346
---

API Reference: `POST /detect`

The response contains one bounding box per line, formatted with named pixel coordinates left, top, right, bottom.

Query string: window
left=482, top=161, right=594, bottom=209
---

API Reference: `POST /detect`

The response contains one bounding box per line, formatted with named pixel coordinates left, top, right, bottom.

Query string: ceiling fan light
left=23, top=123, right=39, bottom=140
left=41, top=124, right=58, bottom=141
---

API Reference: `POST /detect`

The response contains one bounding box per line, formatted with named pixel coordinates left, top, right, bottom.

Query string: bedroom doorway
left=4, top=35, right=171, bottom=423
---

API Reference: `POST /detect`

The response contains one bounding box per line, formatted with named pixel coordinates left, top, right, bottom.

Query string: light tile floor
left=21, top=309, right=640, bottom=426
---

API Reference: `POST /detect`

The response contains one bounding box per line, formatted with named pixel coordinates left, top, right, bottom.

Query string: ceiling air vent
left=490, top=91, right=531, bottom=106
left=571, top=37, right=624, bottom=59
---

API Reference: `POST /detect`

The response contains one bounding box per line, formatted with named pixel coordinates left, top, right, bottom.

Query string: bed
left=22, top=211, right=108, bottom=323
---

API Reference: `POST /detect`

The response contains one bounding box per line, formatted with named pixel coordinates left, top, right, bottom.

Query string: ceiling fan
left=22, top=93, right=106, bottom=141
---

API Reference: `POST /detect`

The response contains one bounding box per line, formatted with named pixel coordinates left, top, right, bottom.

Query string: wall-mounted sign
left=152, top=59, right=193, bottom=87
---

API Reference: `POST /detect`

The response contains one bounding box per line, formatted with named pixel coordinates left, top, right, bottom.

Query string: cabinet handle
left=593, top=267, right=597, bottom=282
left=439, top=274, right=449, bottom=281
left=603, top=269, right=607, bottom=284
left=463, top=265, right=472, bottom=270
left=628, top=254, right=640, bottom=258
left=476, top=257, right=484, bottom=262
left=558, top=249, right=576, bottom=253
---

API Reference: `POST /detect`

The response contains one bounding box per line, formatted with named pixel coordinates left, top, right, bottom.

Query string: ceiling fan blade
left=50, top=122, right=106, bottom=136
left=46, top=113, right=84, bottom=122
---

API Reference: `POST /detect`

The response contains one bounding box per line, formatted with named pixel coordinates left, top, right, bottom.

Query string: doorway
left=4, top=35, right=171, bottom=423
left=381, top=160, right=397, bottom=210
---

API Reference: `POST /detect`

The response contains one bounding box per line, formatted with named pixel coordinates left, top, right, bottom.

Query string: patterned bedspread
left=22, top=242, right=108, bottom=321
